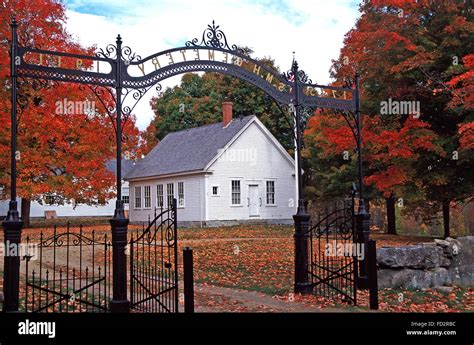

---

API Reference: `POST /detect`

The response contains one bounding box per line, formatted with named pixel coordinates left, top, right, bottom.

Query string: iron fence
left=21, top=224, right=112, bottom=312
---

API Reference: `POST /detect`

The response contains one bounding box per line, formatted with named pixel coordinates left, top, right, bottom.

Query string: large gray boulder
left=378, top=267, right=450, bottom=289
left=449, top=236, right=474, bottom=286
left=377, top=236, right=474, bottom=289
left=437, top=237, right=462, bottom=258
left=377, top=245, right=443, bottom=269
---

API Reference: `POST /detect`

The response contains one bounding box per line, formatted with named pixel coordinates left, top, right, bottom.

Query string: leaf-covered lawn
left=177, top=226, right=472, bottom=312
left=179, top=224, right=293, bottom=240
left=180, top=238, right=294, bottom=295
left=2, top=224, right=472, bottom=312
left=285, top=286, right=473, bottom=313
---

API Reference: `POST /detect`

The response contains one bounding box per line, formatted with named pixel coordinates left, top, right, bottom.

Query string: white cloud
left=64, top=0, right=360, bottom=130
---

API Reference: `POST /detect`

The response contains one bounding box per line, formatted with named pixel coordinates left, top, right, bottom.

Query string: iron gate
left=306, top=195, right=358, bottom=304
left=3, top=18, right=369, bottom=313
left=129, top=199, right=178, bottom=312
left=22, top=225, right=112, bottom=312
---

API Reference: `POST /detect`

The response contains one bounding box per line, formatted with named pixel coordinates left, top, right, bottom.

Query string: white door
left=248, top=185, right=260, bottom=217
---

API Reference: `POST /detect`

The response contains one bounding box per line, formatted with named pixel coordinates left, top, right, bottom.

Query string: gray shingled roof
left=105, top=158, right=135, bottom=177
left=125, top=116, right=255, bottom=180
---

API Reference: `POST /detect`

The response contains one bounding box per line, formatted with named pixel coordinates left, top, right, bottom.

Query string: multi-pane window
left=178, top=182, right=185, bottom=207
left=212, top=186, right=219, bottom=196
left=122, top=195, right=129, bottom=204
left=231, top=180, right=241, bottom=205
left=156, top=184, right=164, bottom=208
left=266, top=181, right=275, bottom=205
left=144, top=185, right=151, bottom=208
left=134, top=186, right=142, bottom=209
left=44, top=195, right=55, bottom=205
left=167, top=183, right=174, bottom=208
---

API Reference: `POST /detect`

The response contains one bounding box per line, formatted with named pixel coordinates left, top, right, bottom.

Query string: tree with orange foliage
left=136, top=121, right=159, bottom=158
left=306, top=0, right=473, bottom=237
left=0, top=1, right=139, bottom=226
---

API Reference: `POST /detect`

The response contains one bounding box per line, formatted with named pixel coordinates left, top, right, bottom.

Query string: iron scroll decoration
left=13, top=20, right=357, bottom=113
left=185, top=20, right=244, bottom=53
left=10, top=18, right=363, bottom=204
left=5, top=20, right=368, bottom=312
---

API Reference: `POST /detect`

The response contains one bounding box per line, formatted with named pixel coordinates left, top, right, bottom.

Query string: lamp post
left=354, top=72, right=370, bottom=289
left=292, top=59, right=312, bottom=294
left=109, top=34, right=130, bottom=312
left=2, top=17, right=24, bottom=313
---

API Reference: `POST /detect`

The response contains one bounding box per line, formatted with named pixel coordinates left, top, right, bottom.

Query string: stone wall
left=377, top=236, right=474, bottom=289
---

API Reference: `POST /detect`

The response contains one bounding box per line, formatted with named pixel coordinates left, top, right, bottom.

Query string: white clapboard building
left=0, top=159, right=133, bottom=219
left=125, top=102, right=297, bottom=227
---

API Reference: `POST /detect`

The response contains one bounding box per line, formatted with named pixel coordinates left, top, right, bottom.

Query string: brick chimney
left=222, top=101, right=233, bottom=128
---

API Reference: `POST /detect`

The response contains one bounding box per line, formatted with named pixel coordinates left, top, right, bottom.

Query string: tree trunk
left=365, top=198, right=371, bottom=213
left=21, top=198, right=31, bottom=228
left=442, top=199, right=450, bottom=238
left=386, top=195, right=397, bottom=235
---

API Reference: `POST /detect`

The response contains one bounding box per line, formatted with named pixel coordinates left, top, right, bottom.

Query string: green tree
left=149, top=55, right=295, bottom=152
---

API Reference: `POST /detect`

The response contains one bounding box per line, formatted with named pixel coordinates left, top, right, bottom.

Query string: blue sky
left=63, top=0, right=361, bottom=129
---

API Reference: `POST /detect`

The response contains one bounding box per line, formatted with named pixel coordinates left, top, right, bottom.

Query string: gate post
left=109, top=34, right=130, bottom=313
left=2, top=210, right=23, bottom=312
left=294, top=211, right=312, bottom=294
left=110, top=210, right=129, bottom=313
left=355, top=200, right=370, bottom=289
left=367, top=239, right=378, bottom=310
left=2, top=17, right=24, bottom=313
left=183, top=247, right=194, bottom=313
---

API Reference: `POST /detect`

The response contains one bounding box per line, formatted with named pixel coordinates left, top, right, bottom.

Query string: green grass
left=178, top=224, right=294, bottom=240
left=29, top=217, right=110, bottom=228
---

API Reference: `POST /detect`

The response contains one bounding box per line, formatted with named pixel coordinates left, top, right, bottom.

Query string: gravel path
left=193, top=283, right=345, bottom=313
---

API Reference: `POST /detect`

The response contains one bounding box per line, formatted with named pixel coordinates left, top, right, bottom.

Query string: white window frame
left=177, top=181, right=185, bottom=208
left=211, top=185, right=220, bottom=197
left=156, top=184, right=164, bottom=208
left=265, top=180, right=276, bottom=206
left=144, top=185, right=151, bottom=209
left=230, top=179, right=242, bottom=206
left=122, top=195, right=130, bottom=205
left=167, top=183, right=174, bottom=208
left=134, top=186, right=142, bottom=209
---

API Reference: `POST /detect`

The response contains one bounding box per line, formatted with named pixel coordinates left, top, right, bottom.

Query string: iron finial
left=10, top=15, right=17, bottom=27
left=292, top=58, right=298, bottom=71
left=291, top=51, right=299, bottom=71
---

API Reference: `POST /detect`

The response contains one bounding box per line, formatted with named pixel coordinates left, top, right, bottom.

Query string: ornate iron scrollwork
left=96, top=40, right=142, bottom=63
left=283, top=67, right=313, bottom=85
left=97, top=44, right=118, bottom=60
left=15, top=78, right=59, bottom=135
left=185, top=20, right=243, bottom=53
left=120, top=83, right=161, bottom=139
left=121, top=46, right=142, bottom=65
left=298, top=70, right=312, bottom=84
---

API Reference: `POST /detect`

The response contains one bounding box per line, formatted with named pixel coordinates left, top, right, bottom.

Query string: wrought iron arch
left=3, top=18, right=369, bottom=313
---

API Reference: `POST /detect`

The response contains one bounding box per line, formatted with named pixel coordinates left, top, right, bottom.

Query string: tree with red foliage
left=136, top=121, right=159, bottom=158
left=306, top=0, right=473, bottom=237
left=0, top=0, right=139, bottom=226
